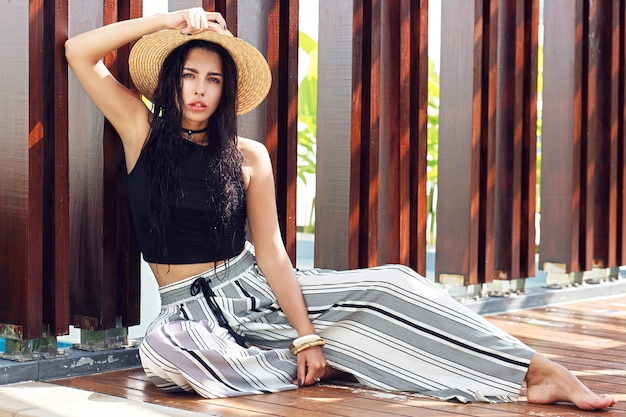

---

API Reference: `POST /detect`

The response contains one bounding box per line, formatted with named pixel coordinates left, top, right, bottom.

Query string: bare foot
left=525, top=353, right=617, bottom=410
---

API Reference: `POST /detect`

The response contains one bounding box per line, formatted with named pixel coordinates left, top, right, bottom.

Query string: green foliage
left=427, top=58, right=440, bottom=184
left=295, top=35, right=443, bottom=240
left=426, top=58, right=440, bottom=246
left=297, top=31, right=318, bottom=233
left=297, top=32, right=318, bottom=186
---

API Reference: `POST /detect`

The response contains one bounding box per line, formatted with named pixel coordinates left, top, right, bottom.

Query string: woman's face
left=180, top=47, right=224, bottom=128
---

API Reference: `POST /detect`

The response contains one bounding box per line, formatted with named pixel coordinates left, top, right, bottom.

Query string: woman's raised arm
left=65, top=8, right=226, bottom=168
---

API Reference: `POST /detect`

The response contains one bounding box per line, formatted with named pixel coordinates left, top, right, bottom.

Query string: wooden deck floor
left=53, top=294, right=626, bottom=416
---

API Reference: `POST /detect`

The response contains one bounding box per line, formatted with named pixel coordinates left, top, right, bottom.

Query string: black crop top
left=127, top=140, right=247, bottom=264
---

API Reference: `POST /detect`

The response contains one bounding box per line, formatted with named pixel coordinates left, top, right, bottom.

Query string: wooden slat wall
left=315, top=0, right=428, bottom=273
left=265, top=0, right=299, bottom=264
left=436, top=0, right=486, bottom=285
left=0, top=1, right=72, bottom=340
left=0, top=1, right=43, bottom=340
left=492, top=0, right=538, bottom=280
left=67, top=0, right=142, bottom=332
left=540, top=0, right=626, bottom=274
left=2, top=0, right=626, bottom=341
left=620, top=1, right=626, bottom=264
left=587, top=0, right=619, bottom=268
left=314, top=0, right=354, bottom=270
left=42, top=0, right=71, bottom=335
left=436, top=0, right=538, bottom=285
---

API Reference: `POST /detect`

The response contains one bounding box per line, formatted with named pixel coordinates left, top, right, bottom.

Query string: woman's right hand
left=167, top=8, right=227, bottom=35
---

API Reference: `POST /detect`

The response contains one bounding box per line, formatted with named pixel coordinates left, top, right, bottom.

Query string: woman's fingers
left=178, top=8, right=227, bottom=34
left=293, top=348, right=327, bottom=386
left=206, top=11, right=227, bottom=30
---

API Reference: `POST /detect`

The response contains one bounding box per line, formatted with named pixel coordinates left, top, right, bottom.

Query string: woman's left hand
left=294, top=346, right=327, bottom=386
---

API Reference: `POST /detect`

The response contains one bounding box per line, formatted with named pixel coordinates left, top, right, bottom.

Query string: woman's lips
left=189, top=101, right=207, bottom=111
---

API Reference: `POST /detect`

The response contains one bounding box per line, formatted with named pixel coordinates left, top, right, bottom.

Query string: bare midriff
left=150, top=260, right=227, bottom=287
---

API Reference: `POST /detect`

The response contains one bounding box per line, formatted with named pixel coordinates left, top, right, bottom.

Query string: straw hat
left=129, top=29, right=271, bottom=115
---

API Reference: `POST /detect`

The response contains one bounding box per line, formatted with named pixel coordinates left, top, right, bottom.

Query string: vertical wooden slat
left=493, top=0, right=521, bottom=279
left=398, top=0, right=412, bottom=267
left=539, top=1, right=620, bottom=275
left=317, top=0, right=428, bottom=273
left=436, top=0, right=484, bottom=285
left=314, top=0, right=354, bottom=270
left=68, top=1, right=107, bottom=330
left=406, top=0, right=429, bottom=275
left=364, top=0, right=380, bottom=267
left=42, top=0, right=70, bottom=335
left=27, top=1, right=45, bottom=339
left=539, top=0, right=584, bottom=273
left=588, top=0, right=619, bottom=268
left=266, top=0, right=299, bottom=264
left=69, top=0, right=141, bottom=332
left=480, top=0, right=498, bottom=282
left=377, top=0, right=400, bottom=264
left=351, top=0, right=380, bottom=268
left=349, top=0, right=365, bottom=269
left=0, top=1, right=43, bottom=340
left=114, top=0, right=143, bottom=328
left=616, top=2, right=626, bottom=265
left=521, top=0, right=538, bottom=278
left=491, top=0, right=538, bottom=281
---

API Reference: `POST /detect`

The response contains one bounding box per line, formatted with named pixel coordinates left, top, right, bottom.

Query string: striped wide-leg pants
left=139, top=242, right=534, bottom=402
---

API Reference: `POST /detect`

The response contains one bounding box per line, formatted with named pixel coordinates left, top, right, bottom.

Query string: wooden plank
left=493, top=0, right=522, bottom=279
left=314, top=0, right=353, bottom=269
left=492, top=0, right=538, bottom=281
left=67, top=0, right=141, bottom=331
left=520, top=0, right=539, bottom=279
left=41, top=0, right=71, bottom=336
left=339, top=0, right=430, bottom=271
left=481, top=0, right=498, bottom=283
left=405, top=0, right=429, bottom=275
left=620, top=1, right=626, bottom=265
left=587, top=0, right=620, bottom=268
left=349, top=0, right=364, bottom=270
left=0, top=0, right=43, bottom=339
left=67, top=1, right=107, bottom=330
left=539, top=0, right=585, bottom=273
left=377, top=0, right=401, bottom=264
left=54, top=295, right=626, bottom=416
left=436, top=0, right=484, bottom=285
left=111, top=0, right=142, bottom=329
left=266, top=0, right=299, bottom=264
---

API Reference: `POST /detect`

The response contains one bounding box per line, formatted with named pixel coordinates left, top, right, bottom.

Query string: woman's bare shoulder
left=238, top=137, right=270, bottom=167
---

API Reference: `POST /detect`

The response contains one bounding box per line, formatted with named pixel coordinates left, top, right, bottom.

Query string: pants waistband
left=158, top=242, right=256, bottom=306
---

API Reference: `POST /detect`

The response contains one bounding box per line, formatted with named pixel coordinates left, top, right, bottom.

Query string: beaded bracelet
left=289, top=334, right=326, bottom=355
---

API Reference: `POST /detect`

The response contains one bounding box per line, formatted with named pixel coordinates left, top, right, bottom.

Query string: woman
left=65, top=8, right=616, bottom=409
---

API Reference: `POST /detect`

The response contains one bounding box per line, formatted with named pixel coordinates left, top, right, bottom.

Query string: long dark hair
left=144, top=40, right=244, bottom=262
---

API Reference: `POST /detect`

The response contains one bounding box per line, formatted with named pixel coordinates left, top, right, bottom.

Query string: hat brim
left=129, top=29, right=272, bottom=116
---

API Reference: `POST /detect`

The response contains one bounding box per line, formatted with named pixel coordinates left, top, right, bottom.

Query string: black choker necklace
left=182, top=127, right=209, bottom=141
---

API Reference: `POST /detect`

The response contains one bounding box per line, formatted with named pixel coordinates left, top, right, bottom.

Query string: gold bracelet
left=291, top=340, right=326, bottom=355
left=289, top=334, right=324, bottom=352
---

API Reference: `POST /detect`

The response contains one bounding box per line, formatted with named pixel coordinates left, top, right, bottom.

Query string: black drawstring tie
left=191, top=277, right=248, bottom=348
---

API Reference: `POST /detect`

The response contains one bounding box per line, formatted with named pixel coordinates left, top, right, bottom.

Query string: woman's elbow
left=64, top=38, right=77, bottom=66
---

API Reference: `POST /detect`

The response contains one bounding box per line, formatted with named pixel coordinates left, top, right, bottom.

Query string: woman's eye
left=209, top=77, right=221, bottom=83
left=183, top=73, right=194, bottom=79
